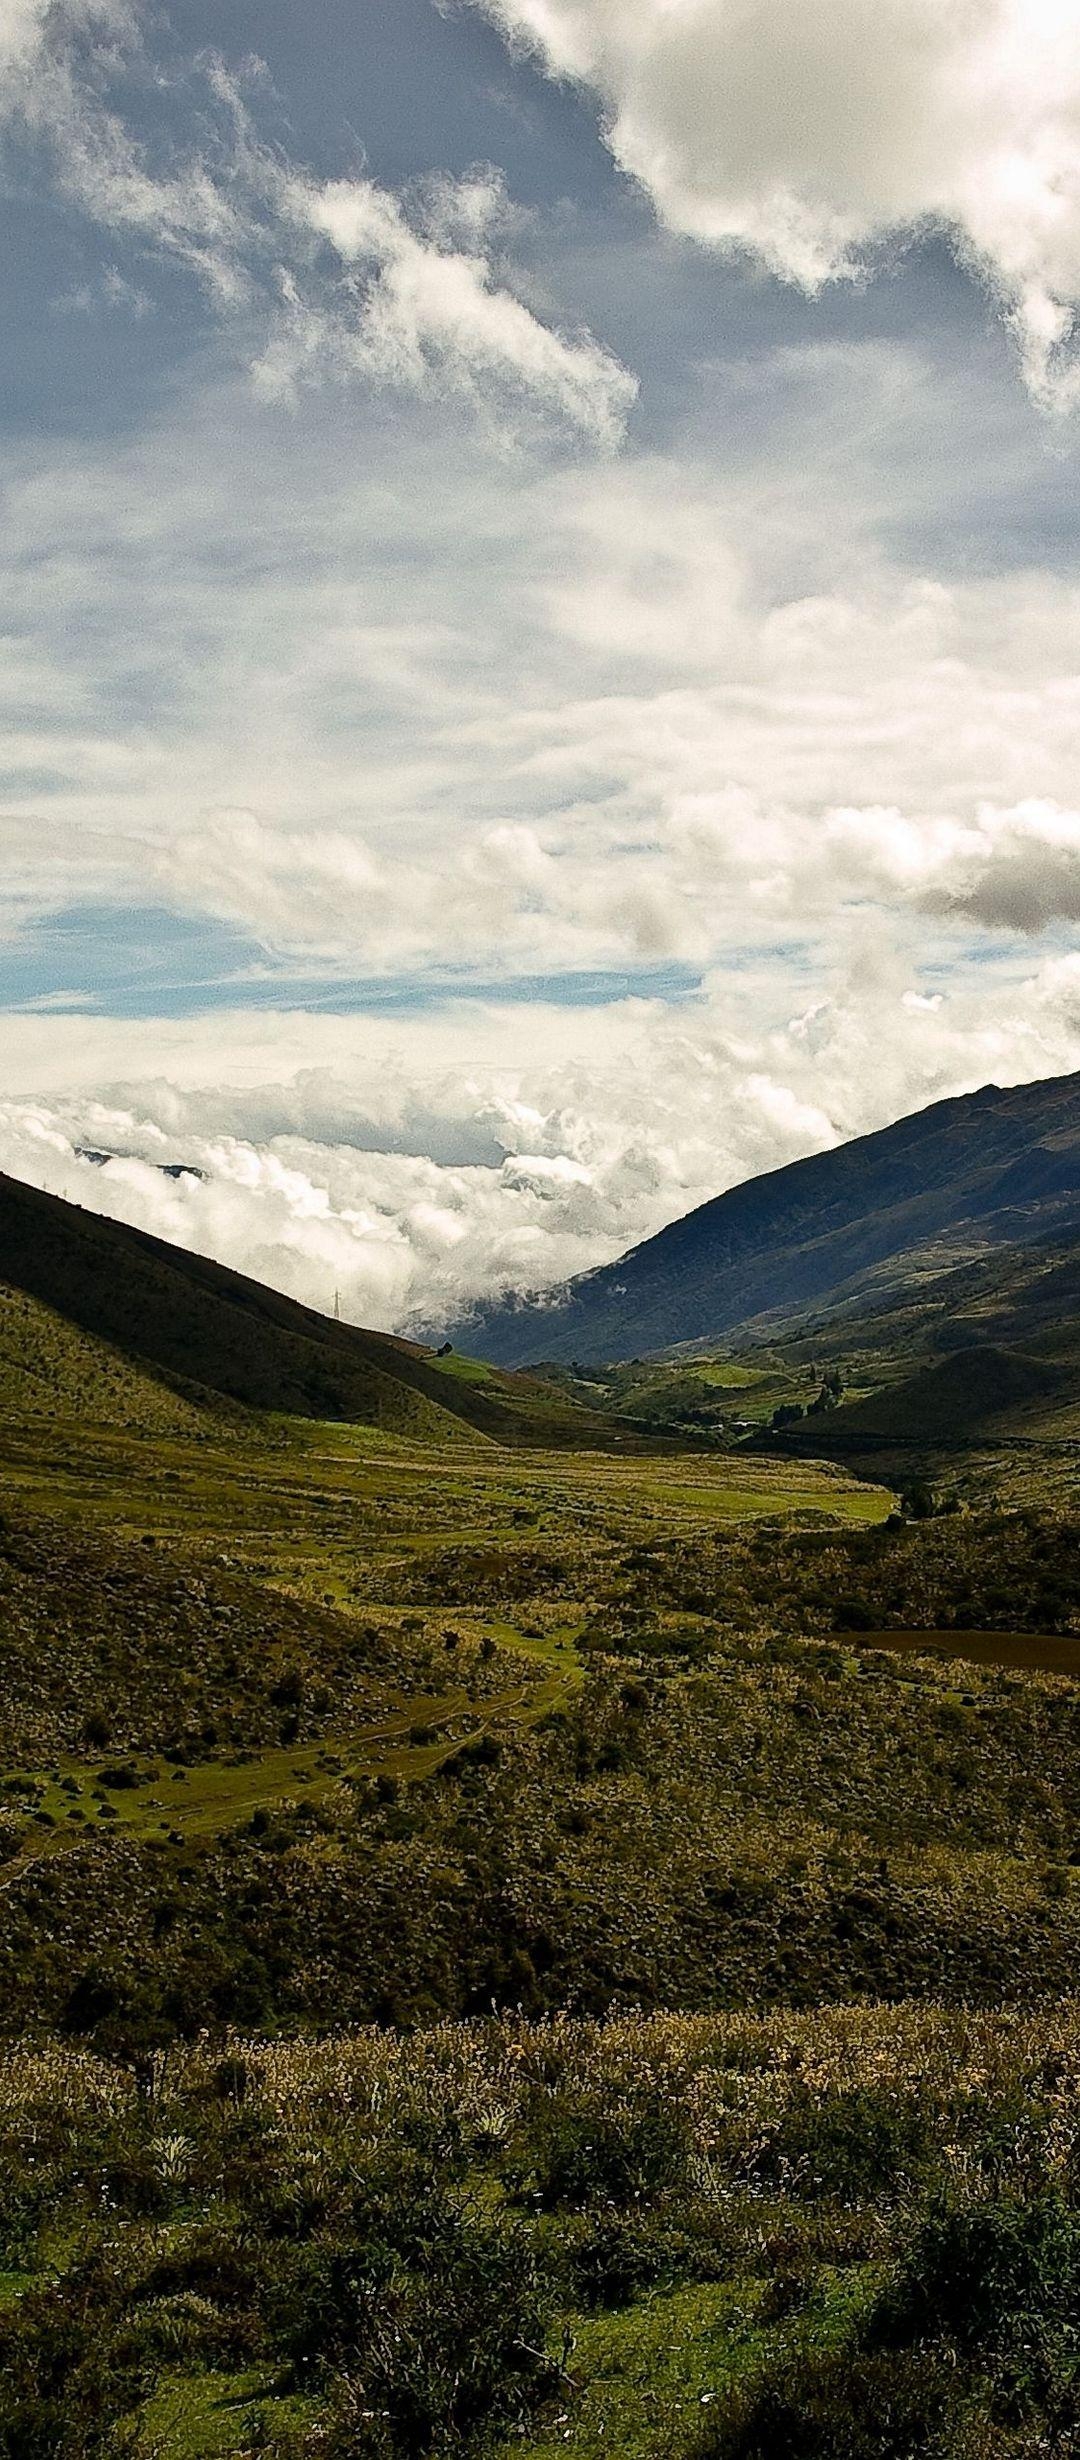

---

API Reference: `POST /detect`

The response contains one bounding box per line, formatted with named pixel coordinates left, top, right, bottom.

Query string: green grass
left=135, top=2371, right=314, bottom=2460
left=9, top=1652, right=576, bottom=1856
left=505, top=2280, right=768, bottom=2460
left=686, top=1360, right=768, bottom=1389
left=0, top=1410, right=891, bottom=1585
left=504, top=2266, right=878, bottom=2460
left=7, top=2000, right=1080, bottom=2460
left=646, top=1476, right=890, bottom=1524
left=485, top=1616, right=588, bottom=1673
left=428, top=1350, right=497, bottom=1384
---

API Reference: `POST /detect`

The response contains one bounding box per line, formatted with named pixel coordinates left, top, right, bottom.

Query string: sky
left=5, top=0, right=1080, bottom=1331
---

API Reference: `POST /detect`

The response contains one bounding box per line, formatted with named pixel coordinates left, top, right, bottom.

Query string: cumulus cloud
left=474, top=0, right=1080, bottom=407
left=827, top=797, right=1080, bottom=930
left=0, top=2, right=634, bottom=444
left=6, top=944, right=1080, bottom=1331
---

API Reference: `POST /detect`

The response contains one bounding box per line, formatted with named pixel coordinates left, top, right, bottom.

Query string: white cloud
left=3, top=7, right=1079, bottom=1346
left=474, top=0, right=1080, bottom=407
left=5, top=408, right=1080, bottom=978
left=1, top=4, right=634, bottom=445
left=254, top=163, right=634, bottom=442
left=824, top=796, right=1080, bottom=930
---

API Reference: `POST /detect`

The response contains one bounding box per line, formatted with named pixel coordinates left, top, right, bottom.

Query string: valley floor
left=6, top=1390, right=1080, bottom=2455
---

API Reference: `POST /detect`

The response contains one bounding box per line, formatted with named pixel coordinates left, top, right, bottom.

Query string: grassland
left=8, top=2005, right=1080, bottom=2460
left=10, top=1392, right=1080, bottom=2062
left=11, top=1174, right=1080, bottom=2455
left=0, top=1283, right=880, bottom=1925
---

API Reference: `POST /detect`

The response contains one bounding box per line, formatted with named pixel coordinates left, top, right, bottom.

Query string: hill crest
left=0, top=1169, right=616, bottom=1448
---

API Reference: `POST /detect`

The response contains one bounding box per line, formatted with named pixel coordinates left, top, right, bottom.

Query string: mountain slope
left=461, top=1070, right=1080, bottom=1365
left=0, top=1170, right=613, bottom=1448
left=822, top=1342, right=1071, bottom=1447
left=0, top=1277, right=218, bottom=1436
left=739, top=1212, right=1080, bottom=1459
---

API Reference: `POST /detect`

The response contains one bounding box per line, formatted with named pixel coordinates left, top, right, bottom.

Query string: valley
left=5, top=1140, right=1080, bottom=2459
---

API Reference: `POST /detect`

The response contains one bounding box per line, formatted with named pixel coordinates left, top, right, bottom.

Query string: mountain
left=459, top=1070, right=1080, bottom=1366
left=0, top=1168, right=616, bottom=1448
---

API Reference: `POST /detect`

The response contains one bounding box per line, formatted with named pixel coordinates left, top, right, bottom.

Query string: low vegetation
left=7, top=2005, right=1080, bottom=2458
left=7, top=1165, right=1080, bottom=2454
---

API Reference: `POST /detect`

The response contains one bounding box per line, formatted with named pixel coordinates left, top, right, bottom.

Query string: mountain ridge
left=458, top=1069, right=1080, bottom=1365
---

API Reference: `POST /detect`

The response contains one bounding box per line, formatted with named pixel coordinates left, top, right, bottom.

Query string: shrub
left=697, top=2344, right=962, bottom=2459
left=881, top=2183, right=1080, bottom=2420
left=522, top=2085, right=690, bottom=2211
left=752, top=2086, right=935, bottom=2202
left=0, top=2253, right=152, bottom=2460
left=282, top=2162, right=556, bottom=2454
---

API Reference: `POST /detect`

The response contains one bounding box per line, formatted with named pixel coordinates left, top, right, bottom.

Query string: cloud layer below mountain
left=7, top=943, right=1080, bottom=1333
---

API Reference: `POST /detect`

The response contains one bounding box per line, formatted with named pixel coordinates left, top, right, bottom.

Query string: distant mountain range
left=460, top=1070, right=1080, bottom=1367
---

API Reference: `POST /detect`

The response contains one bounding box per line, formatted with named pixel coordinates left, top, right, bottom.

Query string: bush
left=698, top=2345, right=961, bottom=2459
left=281, top=2161, right=557, bottom=2454
left=522, top=2085, right=690, bottom=2211
left=752, top=2086, right=935, bottom=2202
left=881, top=2184, right=1080, bottom=2419
left=0, top=2253, right=152, bottom=2460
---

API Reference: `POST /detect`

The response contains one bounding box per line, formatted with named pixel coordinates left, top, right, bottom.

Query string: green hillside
left=799, top=1342, right=1071, bottom=1447
left=0, top=1279, right=216, bottom=1436
left=0, top=1170, right=616, bottom=1449
left=727, top=1215, right=1080, bottom=1467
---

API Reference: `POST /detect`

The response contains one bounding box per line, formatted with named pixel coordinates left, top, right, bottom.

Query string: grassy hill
left=0, top=1278, right=218, bottom=1437
left=4, top=1405, right=1080, bottom=2459
left=723, top=1213, right=1080, bottom=1466
left=0, top=1169, right=616, bottom=1449
left=785, top=1342, right=1073, bottom=1450
left=460, top=1068, right=1080, bottom=1365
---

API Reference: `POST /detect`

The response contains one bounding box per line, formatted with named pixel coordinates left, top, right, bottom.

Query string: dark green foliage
left=12, top=1552, right=1080, bottom=2043
left=699, top=2346, right=962, bottom=2460
left=519, top=2084, right=691, bottom=2211
left=882, top=2185, right=1080, bottom=2419
left=699, top=2183, right=1080, bottom=2458
left=750, top=2085, right=934, bottom=2202
left=0, top=1510, right=426, bottom=1763
left=8, top=2011, right=1080, bottom=2459
left=283, top=2166, right=555, bottom=2451
left=0, top=2251, right=151, bottom=2460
